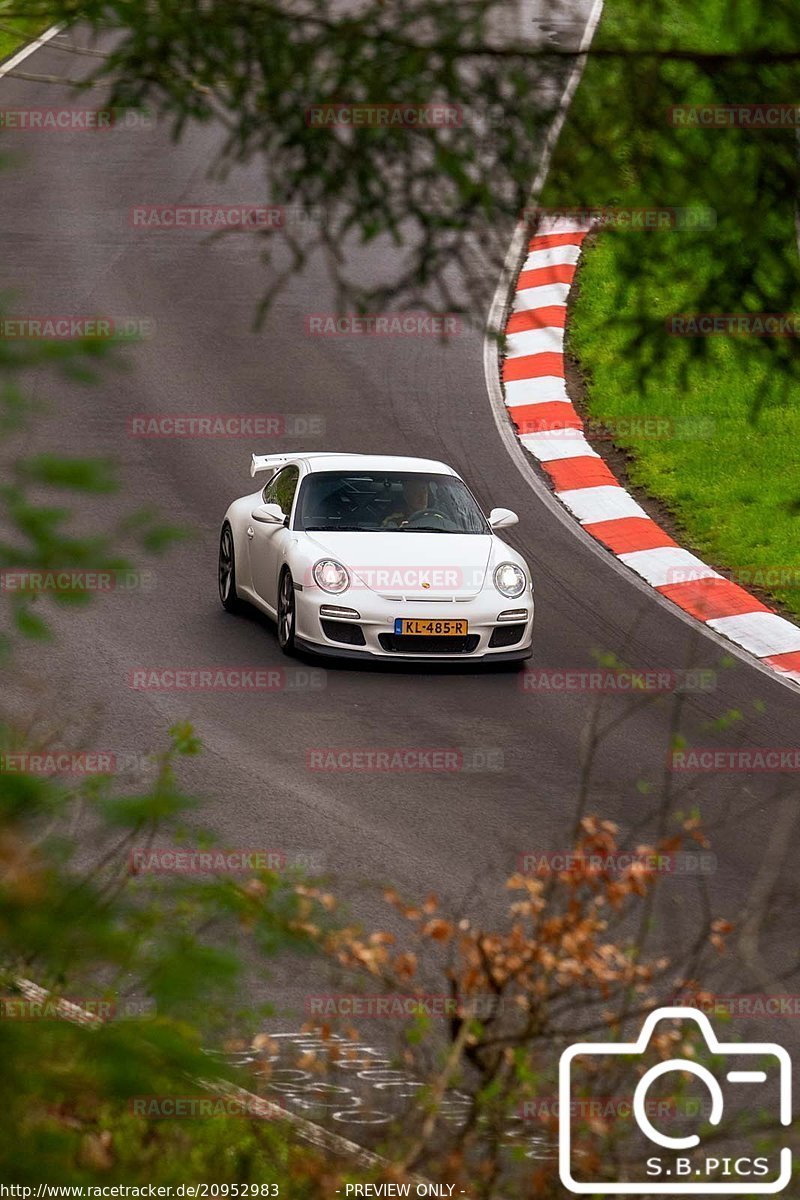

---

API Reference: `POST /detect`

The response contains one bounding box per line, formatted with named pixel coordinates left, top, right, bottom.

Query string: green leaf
left=13, top=606, right=50, bottom=640
left=19, top=455, right=118, bottom=493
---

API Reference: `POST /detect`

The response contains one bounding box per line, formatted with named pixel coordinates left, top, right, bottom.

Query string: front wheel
left=218, top=523, right=244, bottom=613
left=277, top=568, right=296, bottom=654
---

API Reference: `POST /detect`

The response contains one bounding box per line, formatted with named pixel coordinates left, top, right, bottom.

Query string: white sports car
left=218, top=452, right=534, bottom=663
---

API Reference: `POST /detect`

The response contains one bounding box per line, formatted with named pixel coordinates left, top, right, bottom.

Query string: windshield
left=294, top=471, right=490, bottom=534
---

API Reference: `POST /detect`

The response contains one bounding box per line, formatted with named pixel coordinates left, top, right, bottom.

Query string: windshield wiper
left=399, top=525, right=454, bottom=533
left=304, top=525, right=370, bottom=532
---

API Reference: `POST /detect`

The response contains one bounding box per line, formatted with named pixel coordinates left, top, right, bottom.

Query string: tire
left=277, top=567, right=296, bottom=654
left=218, top=523, right=244, bottom=613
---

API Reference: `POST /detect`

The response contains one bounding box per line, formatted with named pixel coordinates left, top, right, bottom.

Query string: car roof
left=301, top=453, right=458, bottom=476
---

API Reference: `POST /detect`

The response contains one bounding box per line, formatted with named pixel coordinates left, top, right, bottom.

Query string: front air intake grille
left=321, top=620, right=366, bottom=646
left=489, top=623, right=526, bottom=648
left=378, top=633, right=480, bottom=655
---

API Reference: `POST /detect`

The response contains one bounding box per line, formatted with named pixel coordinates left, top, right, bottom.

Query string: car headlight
left=313, top=559, right=350, bottom=594
left=493, top=562, right=527, bottom=598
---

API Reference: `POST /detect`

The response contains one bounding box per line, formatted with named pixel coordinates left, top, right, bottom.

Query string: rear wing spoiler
left=250, top=453, right=299, bottom=478
left=250, top=451, right=358, bottom=478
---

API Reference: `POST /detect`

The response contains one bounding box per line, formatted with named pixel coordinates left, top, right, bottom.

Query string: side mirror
left=251, top=502, right=287, bottom=525
left=488, top=507, right=518, bottom=530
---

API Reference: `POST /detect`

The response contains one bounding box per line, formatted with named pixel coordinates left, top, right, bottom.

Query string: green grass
left=542, top=0, right=800, bottom=619
left=0, top=3, right=50, bottom=63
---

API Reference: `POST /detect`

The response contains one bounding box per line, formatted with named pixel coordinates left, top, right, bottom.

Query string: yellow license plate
left=395, top=619, right=468, bottom=636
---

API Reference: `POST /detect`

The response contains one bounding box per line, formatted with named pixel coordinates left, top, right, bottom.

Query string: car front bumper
left=293, top=586, right=534, bottom=662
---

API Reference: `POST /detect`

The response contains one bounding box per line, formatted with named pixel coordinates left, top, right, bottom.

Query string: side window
left=263, top=466, right=300, bottom=518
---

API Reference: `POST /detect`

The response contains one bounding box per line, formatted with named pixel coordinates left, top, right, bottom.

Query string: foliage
left=543, top=0, right=800, bottom=616
left=8, top=0, right=796, bottom=328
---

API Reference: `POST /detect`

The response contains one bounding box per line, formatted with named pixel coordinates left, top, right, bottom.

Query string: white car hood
left=304, top=531, right=493, bottom=599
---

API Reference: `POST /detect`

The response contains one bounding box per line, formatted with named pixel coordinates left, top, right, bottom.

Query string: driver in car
left=381, top=478, right=430, bottom=528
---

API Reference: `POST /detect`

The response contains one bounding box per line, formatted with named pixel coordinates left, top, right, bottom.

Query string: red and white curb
left=500, top=216, right=800, bottom=688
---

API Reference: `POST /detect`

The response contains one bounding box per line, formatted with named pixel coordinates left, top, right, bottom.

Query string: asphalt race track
left=2, top=7, right=800, bottom=1049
